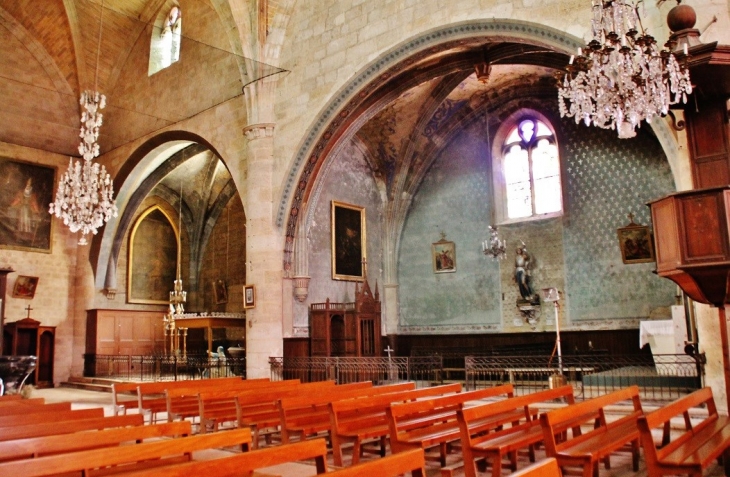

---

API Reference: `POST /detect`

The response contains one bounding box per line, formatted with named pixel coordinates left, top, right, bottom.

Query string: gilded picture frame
left=617, top=222, right=655, bottom=264
left=331, top=200, right=366, bottom=281
left=244, top=284, right=256, bottom=309
left=12, top=275, right=39, bottom=299
left=0, top=158, right=55, bottom=253
left=432, top=239, right=456, bottom=273
left=127, top=206, right=179, bottom=304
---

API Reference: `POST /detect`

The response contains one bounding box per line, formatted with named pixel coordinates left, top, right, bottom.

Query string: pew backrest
left=326, top=448, right=426, bottom=477
left=0, top=414, right=144, bottom=442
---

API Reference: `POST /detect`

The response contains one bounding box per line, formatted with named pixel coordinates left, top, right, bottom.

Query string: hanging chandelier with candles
left=558, top=0, right=692, bottom=138
left=49, top=90, right=118, bottom=245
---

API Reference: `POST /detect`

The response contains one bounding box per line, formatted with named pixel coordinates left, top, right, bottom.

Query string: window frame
left=492, top=109, right=564, bottom=225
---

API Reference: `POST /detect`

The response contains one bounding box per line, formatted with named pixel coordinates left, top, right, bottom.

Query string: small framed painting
left=244, top=284, right=256, bottom=309
left=617, top=218, right=655, bottom=264
left=12, top=275, right=39, bottom=299
left=432, top=239, right=456, bottom=273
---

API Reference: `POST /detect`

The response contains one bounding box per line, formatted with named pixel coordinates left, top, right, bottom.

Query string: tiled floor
left=28, top=387, right=730, bottom=477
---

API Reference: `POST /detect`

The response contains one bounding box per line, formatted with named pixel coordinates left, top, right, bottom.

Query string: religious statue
left=514, top=243, right=535, bottom=302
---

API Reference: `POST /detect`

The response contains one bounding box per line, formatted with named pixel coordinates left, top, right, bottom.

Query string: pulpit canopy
left=649, top=186, right=730, bottom=307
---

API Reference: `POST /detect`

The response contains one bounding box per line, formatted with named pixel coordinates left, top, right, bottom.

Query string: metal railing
left=83, top=354, right=246, bottom=381
left=465, top=354, right=703, bottom=401
left=267, top=353, right=702, bottom=402
left=268, top=356, right=442, bottom=386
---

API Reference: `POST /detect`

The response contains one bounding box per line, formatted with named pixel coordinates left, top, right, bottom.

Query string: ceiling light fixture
left=558, top=0, right=692, bottom=138
left=48, top=0, right=117, bottom=244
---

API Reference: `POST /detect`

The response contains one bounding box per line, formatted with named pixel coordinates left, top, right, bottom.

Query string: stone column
left=243, top=121, right=284, bottom=378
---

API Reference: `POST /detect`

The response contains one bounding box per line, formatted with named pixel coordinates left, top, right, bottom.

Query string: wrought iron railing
left=465, top=354, right=703, bottom=401
left=83, top=354, right=246, bottom=381
left=268, top=356, right=442, bottom=386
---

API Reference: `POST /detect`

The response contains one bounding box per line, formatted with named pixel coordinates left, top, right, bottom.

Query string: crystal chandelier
left=558, top=0, right=692, bottom=138
left=49, top=90, right=118, bottom=244
left=482, top=225, right=507, bottom=260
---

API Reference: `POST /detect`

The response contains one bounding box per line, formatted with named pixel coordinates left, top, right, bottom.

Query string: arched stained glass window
left=495, top=114, right=563, bottom=222
left=149, top=6, right=182, bottom=76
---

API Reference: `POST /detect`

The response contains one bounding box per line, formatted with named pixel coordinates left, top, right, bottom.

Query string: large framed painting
left=0, top=158, right=55, bottom=253
left=128, top=206, right=179, bottom=304
left=331, top=200, right=366, bottom=281
left=617, top=218, right=655, bottom=264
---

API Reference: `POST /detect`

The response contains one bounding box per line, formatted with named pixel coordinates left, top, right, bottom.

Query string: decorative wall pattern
left=561, top=121, right=676, bottom=321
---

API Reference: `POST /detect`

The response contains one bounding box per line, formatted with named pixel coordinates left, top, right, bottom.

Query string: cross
left=627, top=212, right=635, bottom=225
left=384, top=346, right=393, bottom=359
left=25, top=305, right=33, bottom=319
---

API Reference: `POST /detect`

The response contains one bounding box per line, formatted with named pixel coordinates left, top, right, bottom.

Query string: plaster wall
left=294, top=140, right=384, bottom=334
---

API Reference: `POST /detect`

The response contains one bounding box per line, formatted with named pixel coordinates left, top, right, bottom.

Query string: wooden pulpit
left=650, top=186, right=730, bottom=407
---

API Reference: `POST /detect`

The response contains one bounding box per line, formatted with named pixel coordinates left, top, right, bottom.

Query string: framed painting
left=617, top=220, right=655, bottom=264
left=214, top=279, right=228, bottom=304
left=0, top=158, right=55, bottom=253
left=127, top=206, right=178, bottom=304
left=432, top=239, right=456, bottom=273
left=12, top=275, right=39, bottom=299
left=331, top=201, right=366, bottom=281
left=244, top=284, right=256, bottom=309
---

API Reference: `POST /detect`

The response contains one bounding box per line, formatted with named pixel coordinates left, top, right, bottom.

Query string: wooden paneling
left=283, top=338, right=310, bottom=358
left=688, top=100, right=730, bottom=189
left=86, top=309, right=166, bottom=356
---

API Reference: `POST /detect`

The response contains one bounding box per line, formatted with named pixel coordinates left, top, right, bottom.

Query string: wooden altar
left=310, top=280, right=381, bottom=357
left=174, top=316, right=246, bottom=355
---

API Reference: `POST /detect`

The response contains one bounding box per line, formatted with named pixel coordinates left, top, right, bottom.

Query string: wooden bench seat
left=0, top=414, right=145, bottom=442
left=278, top=382, right=416, bottom=444
left=0, top=407, right=104, bottom=429
left=508, top=457, right=562, bottom=477
left=0, top=421, right=192, bottom=462
left=455, top=385, right=574, bottom=477
left=89, top=437, right=329, bottom=477
left=329, top=382, right=463, bottom=466
left=0, top=400, right=69, bottom=417
left=540, top=385, right=643, bottom=477
left=386, top=384, right=517, bottom=467
left=165, top=378, right=299, bottom=427
left=637, top=386, right=730, bottom=477
left=326, top=448, right=426, bottom=477
left=0, top=427, right=253, bottom=477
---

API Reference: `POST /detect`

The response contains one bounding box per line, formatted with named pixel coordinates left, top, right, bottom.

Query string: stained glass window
left=501, top=117, right=562, bottom=220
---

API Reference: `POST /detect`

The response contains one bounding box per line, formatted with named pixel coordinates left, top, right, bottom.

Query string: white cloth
left=639, top=320, right=674, bottom=349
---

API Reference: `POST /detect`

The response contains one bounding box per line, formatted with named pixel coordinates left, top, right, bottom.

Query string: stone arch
left=278, top=18, right=684, bottom=271
left=91, top=130, right=230, bottom=290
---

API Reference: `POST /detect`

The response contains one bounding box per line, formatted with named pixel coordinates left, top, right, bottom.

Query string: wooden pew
left=195, top=379, right=333, bottom=435
left=329, top=382, right=462, bottom=466
left=0, top=407, right=104, bottom=429
left=168, top=379, right=301, bottom=430
left=112, top=382, right=142, bottom=416
left=233, top=380, right=343, bottom=447
left=0, top=394, right=23, bottom=402
left=508, top=458, right=562, bottom=477
left=89, top=438, right=329, bottom=477
left=455, top=385, right=574, bottom=477
left=539, top=385, right=643, bottom=477
left=0, top=421, right=192, bottom=462
left=278, top=382, right=415, bottom=444
left=0, top=400, right=69, bottom=417
left=637, top=387, right=730, bottom=477
left=326, top=448, right=427, bottom=477
left=0, top=414, right=144, bottom=442
left=386, top=385, right=518, bottom=467
left=0, top=397, right=43, bottom=407
left=0, top=428, right=253, bottom=477
left=136, top=376, right=254, bottom=423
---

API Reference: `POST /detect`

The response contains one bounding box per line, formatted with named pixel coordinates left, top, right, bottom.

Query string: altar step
left=58, top=376, right=117, bottom=393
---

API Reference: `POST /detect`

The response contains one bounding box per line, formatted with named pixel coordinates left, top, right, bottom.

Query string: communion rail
left=268, top=354, right=703, bottom=401
left=83, top=353, right=246, bottom=381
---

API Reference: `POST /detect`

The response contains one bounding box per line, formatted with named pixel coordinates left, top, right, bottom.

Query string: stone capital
left=243, top=123, right=275, bottom=140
